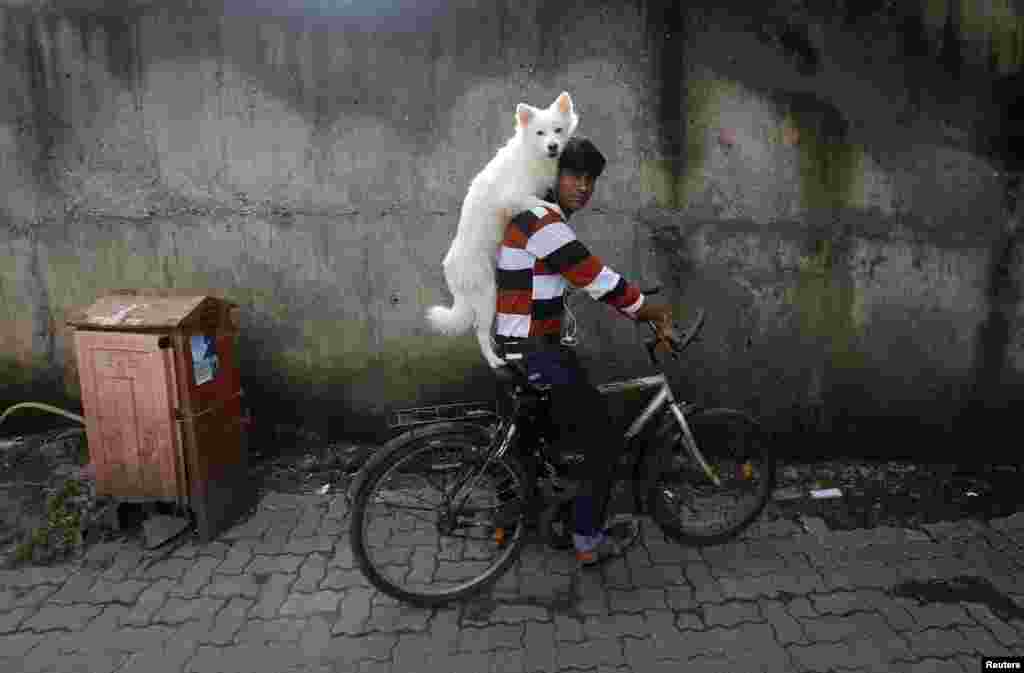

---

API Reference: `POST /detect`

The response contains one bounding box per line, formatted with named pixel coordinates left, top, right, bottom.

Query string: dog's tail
left=426, top=295, right=475, bottom=336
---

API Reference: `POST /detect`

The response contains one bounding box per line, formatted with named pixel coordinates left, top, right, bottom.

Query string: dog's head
left=515, top=92, right=579, bottom=159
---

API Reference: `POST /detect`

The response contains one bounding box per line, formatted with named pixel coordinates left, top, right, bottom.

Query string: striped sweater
left=495, top=203, right=644, bottom=339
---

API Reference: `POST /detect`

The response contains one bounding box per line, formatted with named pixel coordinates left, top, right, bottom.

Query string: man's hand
left=634, top=301, right=676, bottom=352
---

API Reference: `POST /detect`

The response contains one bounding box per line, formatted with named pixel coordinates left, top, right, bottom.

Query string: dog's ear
left=516, top=103, right=535, bottom=129
left=553, top=92, right=573, bottom=115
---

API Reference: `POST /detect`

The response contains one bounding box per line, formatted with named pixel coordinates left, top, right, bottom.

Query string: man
left=494, top=136, right=675, bottom=565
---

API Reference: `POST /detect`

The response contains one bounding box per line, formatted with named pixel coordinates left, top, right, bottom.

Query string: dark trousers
left=502, top=341, right=622, bottom=535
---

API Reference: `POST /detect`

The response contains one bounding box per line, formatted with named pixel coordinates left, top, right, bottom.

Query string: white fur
left=427, top=92, right=579, bottom=368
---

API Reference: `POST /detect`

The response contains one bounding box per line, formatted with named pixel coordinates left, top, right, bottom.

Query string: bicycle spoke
left=352, top=430, right=527, bottom=605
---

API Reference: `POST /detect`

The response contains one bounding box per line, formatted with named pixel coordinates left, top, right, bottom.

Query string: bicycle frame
left=444, top=370, right=722, bottom=511
left=598, top=374, right=722, bottom=487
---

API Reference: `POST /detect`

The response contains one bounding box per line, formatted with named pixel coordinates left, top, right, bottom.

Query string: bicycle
left=348, top=288, right=776, bottom=607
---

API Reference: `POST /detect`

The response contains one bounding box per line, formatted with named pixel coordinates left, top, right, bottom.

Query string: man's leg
left=543, top=349, right=622, bottom=545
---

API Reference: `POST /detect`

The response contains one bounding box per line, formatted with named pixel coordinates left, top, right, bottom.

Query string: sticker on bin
left=191, top=335, right=220, bottom=385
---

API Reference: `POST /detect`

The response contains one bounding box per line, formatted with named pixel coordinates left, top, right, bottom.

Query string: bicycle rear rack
left=388, top=401, right=497, bottom=430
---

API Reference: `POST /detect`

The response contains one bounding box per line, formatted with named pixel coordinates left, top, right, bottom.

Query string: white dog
left=427, top=92, right=579, bottom=368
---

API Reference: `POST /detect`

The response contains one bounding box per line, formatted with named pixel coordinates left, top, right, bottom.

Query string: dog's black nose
left=548, top=144, right=559, bottom=154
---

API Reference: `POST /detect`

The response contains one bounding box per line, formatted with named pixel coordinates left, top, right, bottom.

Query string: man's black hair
left=558, top=137, right=606, bottom=179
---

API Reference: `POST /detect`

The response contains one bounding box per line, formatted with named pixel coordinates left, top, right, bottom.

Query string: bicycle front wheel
left=649, top=408, right=775, bottom=546
left=348, top=424, right=528, bottom=607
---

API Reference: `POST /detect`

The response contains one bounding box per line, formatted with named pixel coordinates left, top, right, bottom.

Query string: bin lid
left=67, top=289, right=238, bottom=331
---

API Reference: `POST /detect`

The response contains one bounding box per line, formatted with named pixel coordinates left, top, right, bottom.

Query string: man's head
left=555, top=137, right=606, bottom=215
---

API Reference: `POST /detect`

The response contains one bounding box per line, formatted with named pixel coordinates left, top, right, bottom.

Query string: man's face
left=557, top=170, right=596, bottom=214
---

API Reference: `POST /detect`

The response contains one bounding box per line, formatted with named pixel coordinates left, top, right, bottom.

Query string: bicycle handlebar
left=639, top=286, right=706, bottom=367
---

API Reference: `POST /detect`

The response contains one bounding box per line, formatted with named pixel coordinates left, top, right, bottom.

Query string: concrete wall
left=1, top=0, right=1022, bottom=458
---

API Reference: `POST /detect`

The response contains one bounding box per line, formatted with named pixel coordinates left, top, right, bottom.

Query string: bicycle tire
left=648, top=408, right=775, bottom=547
left=348, top=422, right=529, bottom=607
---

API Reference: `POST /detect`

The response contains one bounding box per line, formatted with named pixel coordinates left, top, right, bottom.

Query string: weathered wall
left=1, top=0, right=1022, bottom=458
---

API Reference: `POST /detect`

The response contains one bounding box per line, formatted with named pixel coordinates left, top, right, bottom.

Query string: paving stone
left=458, top=623, right=524, bottom=652
left=787, top=641, right=851, bottom=672
left=50, top=571, right=99, bottom=604
left=217, top=544, right=254, bottom=575
left=251, top=574, right=295, bottom=620
left=799, top=612, right=895, bottom=643
left=906, top=659, right=968, bottom=673
left=285, top=536, right=334, bottom=555
left=292, top=554, right=328, bottom=593
left=759, top=599, right=806, bottom=645
left=330, top=543, right=357, bottom=569
left=854, top=591, right=918, bottom=631
left=235, top=617, right=308, bottom=644
left=632, top=563, right=685, bottom=589
left=203, top=596, right=252, bottom=645
left=583, top=612, right=647, bottom=639
left=601, top=558, right=633, bottom=590
left=111, top=625, right=176, bottom=653
left=186, top=642, right=301, bottom=673
left=704, top=600, right=762, bottom=627
left=554, top=614, right=585, bottom=642
left=122, top=579, right=175, bottom=627
left=905, top=627, right=971, bottom=658
left=154, top=596, right=224, bottom=625
left=957, top=625, right=1017, bottom=657
left=139, top=557, right=194, bottom=581
left=0, top=631, right=44, bottom=657
left=299, top=615, right=333, bottom=658
left=118, top=630, right=201, bottom=673
left=608, top=587, right=667, bottom=613
left=10, top=584, right=59, bottom=609
left=173, top=556, right=222, bottom=596
left=201, top=574, right=263, bottom=600
left=490, top=648, right=526, bottom=673
left=321, top=567, right=371, bottom=590
left=685, top=563, right=726, bottom=603
left=23, top=603, right=102, bottom=631
left=0, top=606, right=33, bottom=632
left=685, top=623, right=778, bottom=659
left=279, top=589, right=343, bottom=618
left=810, top=590, right=862, bottom=615
left=491, top=603, right=549, bottom=624
left=557, top=638, right=624, bottom=670
left=428, top=607, right=461, bottom=654
left=674, top=609, right=705, bottom=631
left=664, top=584, right=695, bottom=610
left=90, top=577, right=151, bottom=605
left=366, top=603, right=431, bottom=633
left=523, top=620, right=558, bottom=673
left=0, top=565, right=72, bottom=588
left=638, top=609, right=700, bottom=662
left=246, top=554, right=305, bottom=575
left=82, top=541, right=124, bottom=568
left=332, top=587, right=373, bottom=635
left=909, top=601, right=975, bottom=629
left=22, top=648, right=127, bottom=673
left=392, top=632, right=469, bottom=669
left=964, top=603, right=1022, bottom=648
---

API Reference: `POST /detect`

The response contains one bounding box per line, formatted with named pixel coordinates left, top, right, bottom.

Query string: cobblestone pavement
left=1, top=492, right=1022, bottom=673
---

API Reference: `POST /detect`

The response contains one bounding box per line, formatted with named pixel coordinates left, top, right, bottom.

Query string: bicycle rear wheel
left=348, top=424, right=528, bottom=607
left=649, top=408, right=775, bottom=546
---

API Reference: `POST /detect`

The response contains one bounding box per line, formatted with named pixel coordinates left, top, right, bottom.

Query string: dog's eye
left=536, top=130, right=544, bottom=136
left=555, top=128, right=563, bottom=134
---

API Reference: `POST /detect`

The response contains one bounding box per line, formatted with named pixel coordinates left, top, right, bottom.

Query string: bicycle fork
left=669, top=403, right=722, bottom=488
